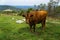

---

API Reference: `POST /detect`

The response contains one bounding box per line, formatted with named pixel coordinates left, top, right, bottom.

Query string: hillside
left=0, top=15, right=60, bottom=40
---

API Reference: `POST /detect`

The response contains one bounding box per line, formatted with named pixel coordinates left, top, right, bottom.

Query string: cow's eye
left=30, top=15, right=33, bottom=17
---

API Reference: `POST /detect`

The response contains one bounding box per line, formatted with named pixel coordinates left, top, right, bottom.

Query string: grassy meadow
left=0, top=14, right=60, bottom=40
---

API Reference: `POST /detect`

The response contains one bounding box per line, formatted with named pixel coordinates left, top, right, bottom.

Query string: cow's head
left=22, top=13, right=33, bottom=24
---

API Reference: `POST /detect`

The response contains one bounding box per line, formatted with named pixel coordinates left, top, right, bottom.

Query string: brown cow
left=22, top=10, right=48, bottom=32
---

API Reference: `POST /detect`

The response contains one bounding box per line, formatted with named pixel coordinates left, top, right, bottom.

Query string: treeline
left=18, top=0, right=60, bottom=16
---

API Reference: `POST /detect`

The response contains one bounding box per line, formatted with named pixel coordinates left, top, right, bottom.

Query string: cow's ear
left=30, top=15, right=33, bottom=17
left=22, top=15, right=25, bottom=17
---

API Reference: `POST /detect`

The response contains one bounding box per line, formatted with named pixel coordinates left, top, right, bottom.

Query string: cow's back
left=36, top=10, right=47, bottom=20
left=29, top=10, right=48, bottom=24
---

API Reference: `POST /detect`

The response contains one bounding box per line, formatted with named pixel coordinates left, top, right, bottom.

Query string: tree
left=48, top=0, right=60, bottom=16
left=27, top=8, right=33, bottom=13
left=55, top=6, right=60, bottom=13
left=18, top=9, right=24, bottom=16
left=36, top=3, right=47, bottom=10
left=48, top=2, right=52, bottom=14
left=34, top=5, right=37, bottom=10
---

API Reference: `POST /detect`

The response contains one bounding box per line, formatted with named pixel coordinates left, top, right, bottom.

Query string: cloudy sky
left=0, top=0, right=60, bottom=6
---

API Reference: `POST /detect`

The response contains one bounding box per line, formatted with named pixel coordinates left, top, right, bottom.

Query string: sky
left=0, top=0, right=60, bottom=6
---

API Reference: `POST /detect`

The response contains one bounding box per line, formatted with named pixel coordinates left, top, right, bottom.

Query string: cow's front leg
left=33, top=24, right=36, bottom=32
left=29, top=24, right=32, bottom=32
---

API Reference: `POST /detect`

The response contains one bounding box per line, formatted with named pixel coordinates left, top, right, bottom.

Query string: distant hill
left=0, top=5, right=20, bottom=11
left=15, top=6, right=34, bottom=9
left=0, top=5, right=34, bottom=11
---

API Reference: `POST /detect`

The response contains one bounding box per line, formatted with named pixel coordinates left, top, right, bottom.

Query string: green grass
left=0, top=15, right=60, bottom=40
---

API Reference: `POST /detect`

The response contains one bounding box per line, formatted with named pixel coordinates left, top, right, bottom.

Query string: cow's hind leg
left=41, top=19, right=46, bottom=30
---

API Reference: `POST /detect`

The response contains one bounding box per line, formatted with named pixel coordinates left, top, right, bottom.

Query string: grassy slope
left=0, top=15, right=60, bottom=40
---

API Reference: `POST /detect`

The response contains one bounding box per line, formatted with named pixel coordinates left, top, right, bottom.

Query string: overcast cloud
left=0, top=0, right=50, bottom=6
